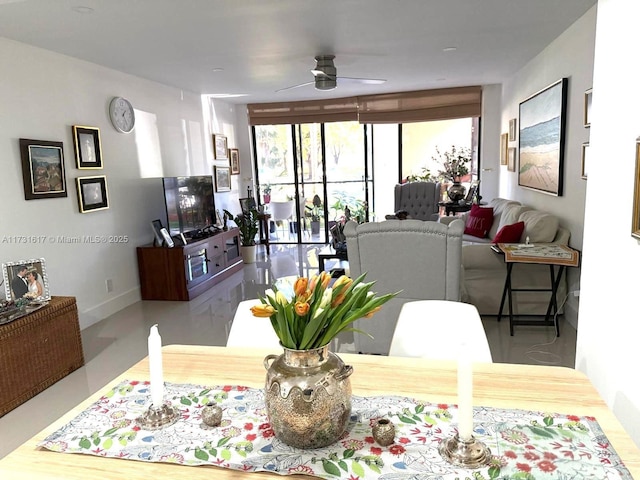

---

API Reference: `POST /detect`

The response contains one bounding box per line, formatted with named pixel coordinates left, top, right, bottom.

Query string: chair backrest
left=269, top=200, right=295, bottom=221
left=394, top=182, right=441, bottom=221
left=344, top=218, right=464, bottom=354
left=226, top=299, right=281, bottom=348
left=389, top=300, right=493, bottom=362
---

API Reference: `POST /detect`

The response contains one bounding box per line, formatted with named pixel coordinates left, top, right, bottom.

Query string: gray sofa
left=441, top=198, right=570, bottom=315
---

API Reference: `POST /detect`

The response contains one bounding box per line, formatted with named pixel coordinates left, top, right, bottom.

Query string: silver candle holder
left=136, top=403, right=179, bottom=430
left=439, top=434, right=491, bottom=469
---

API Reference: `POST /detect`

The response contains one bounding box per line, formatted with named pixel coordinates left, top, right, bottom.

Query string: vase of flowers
left=435, top=145, right=471, bottom=202
left=254, top=273, right=396, bottom=448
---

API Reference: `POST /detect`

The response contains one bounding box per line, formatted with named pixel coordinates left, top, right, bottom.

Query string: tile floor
left=0, top=243, right=577, bottom=459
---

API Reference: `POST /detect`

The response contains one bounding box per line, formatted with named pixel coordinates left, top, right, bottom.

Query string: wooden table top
left=1, top=345, right=638, bottom=479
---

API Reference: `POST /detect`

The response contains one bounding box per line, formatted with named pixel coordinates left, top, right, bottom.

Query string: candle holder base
left=136, top=404, right=179, bottom=430
left=439, top=434, right=491, bottom=469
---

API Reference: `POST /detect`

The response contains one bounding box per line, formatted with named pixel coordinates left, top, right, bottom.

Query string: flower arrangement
left=251, top=273, right=397, bottom=350
left=435, top=145, right=471, bottom=183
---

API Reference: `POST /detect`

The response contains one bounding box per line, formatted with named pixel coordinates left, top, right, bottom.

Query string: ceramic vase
left=447, top=181, right=466, bottom=202
left=240, top=245, right=257, bottom=263
left=263, top=344, right=353, bottom=449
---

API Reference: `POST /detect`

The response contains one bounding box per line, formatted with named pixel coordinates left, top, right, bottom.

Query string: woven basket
left=0, top=296, right=84, bottom=417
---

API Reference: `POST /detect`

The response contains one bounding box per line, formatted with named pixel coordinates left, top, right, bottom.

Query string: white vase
left=240, top=245, right=257, bottom=264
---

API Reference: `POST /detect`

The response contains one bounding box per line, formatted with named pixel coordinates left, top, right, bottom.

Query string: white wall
left=499, top=7, right=596, bottom=327
left=479, top=84, right=502, bottom=201
left=0, top=38, right=241, bottom=329
left=576, top=0, right=640, bottom=448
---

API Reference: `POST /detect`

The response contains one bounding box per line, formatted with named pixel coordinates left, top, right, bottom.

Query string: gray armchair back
left=394, top=181, right=441, bottom=221
left=344, top=219, right=464, bottom=354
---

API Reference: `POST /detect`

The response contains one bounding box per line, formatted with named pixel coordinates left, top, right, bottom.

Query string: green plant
left=250, top=273, right=398, bottom=350
left=434, top=145, right=471, bottom=182
left=225, top=208, right=259, bottom=246
left=330, top=192, right=367, bottom=223
left=306, top=194, right=323, bottom=222
left=405, top=167, right=434, bottom=183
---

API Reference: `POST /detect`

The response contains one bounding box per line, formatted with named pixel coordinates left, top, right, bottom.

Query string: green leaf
left=415, top=404, right=425, bottom=414
left=343, top=449, right=355, bottom=459
left=180, top=396, right=192, bottom=405
left=208, top=448, right=218, bottom=457
left=93, top=437, right=100, bottom=446
left=527, top=426, right=555, bottom=438
left=103, top=428, right=119, bottom=436
left=220, top=449, right=232, bottom=461
left=543, top=416, right=554, bottom=426
left=321, top=459, right=341, bottom=476
left=338, top=460, right=348, bottom=472
left=79, top=437, right=91, bottom=449
left=102, top=438, right=113, bottom=450
left=194, top=448, right=209, bottom=461
left=397, top=415, right=416, bottom=424
left=488, top=465, right=501, bottom=478
left=217, top=437, right=231, bottom=447
left=351, top=460, right=365, bottom=478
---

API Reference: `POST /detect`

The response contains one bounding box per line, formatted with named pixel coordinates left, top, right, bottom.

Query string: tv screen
left=162, top=176, right=215, bottom=237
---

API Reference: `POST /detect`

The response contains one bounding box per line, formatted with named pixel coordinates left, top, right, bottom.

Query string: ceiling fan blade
left=311, top=69, right=336, bottom=79
left=338, top=77, right=387, bottom=85
left=276, top=81, right=315, bottom=93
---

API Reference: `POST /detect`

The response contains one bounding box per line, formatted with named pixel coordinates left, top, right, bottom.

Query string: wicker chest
left=0, top=296, right=84, bottom=417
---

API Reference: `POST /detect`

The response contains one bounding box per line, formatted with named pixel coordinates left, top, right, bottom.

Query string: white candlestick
left=457, top=342, right=474, bottom=440
left=148, top=324, right=164, bottom=408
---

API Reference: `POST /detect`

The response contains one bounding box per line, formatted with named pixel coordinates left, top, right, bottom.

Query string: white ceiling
left=0, top=0, right=596, bottom=104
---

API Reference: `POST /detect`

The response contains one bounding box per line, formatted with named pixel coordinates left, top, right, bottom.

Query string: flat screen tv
left=162, top=176, right=215, bottom=237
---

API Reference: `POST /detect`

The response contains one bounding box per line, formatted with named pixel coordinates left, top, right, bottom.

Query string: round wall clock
left=109, top=96, right=135, bottom=133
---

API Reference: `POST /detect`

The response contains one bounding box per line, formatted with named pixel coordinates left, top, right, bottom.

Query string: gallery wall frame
left=229, top=148, right=240, bottom=174
left=584, top=88, right=593, bottom=127
left=19, top=138, right=67, bottom=200
left=213, top=134, right=228, bottom=159
left=2, top=257, right=50, bottom=302
left=76, top=175, right=109, bottom=213
left=581, top=142, right=590, bottom=180
left=507, top=147, right=516, bottom=172
left=72, top=125, right=103, bottom=169
left=518, top=78, right=568, bottom=196
left=214, top=166, right=231, bottom=192
left=500, top=133, right=508, bottom=165
left=632, top=139, right=640, bottom=240
left=508, top=118, right=517, bottom=142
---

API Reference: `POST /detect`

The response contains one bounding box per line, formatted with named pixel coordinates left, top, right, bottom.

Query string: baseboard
left=78, top=287, right=141, bottom=330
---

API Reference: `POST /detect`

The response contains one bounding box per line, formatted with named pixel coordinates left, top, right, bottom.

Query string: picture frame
left=229, top=148, right=240, bottom=175
left=239, top=197, right=256, bottom=214
left=214, top=166, right=231, bottom=192
left=500, top=133, right=508, bottom=165
left=150, top=219, right=164, bottom=246
left=19, top=138, right=67, bottom=200
left=507, top=147, right=516, bottom=172
left=508, top=118, right=517, bottom=142
left=632, top=139, right=640, bottom=240
left=72, top=125, right=103, bottom=169
left=518, top=78, right=568, bottom=196
left=581, top=142, right=590, bottom=180
left=584, top=88, right=592, bottom=127
left=160, top=227, right=174, bottom=248
left=2, top=258, right=51, bottom=302
left=213, top=134, right=228, bottom=159
left=75, top=175, right=109, bottom=213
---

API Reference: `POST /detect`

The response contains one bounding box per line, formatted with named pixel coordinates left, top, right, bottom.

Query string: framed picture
left=507, top=147, right=516, bottom=172
left=239, top=197, right=256, bottom=214
left=632, top=139, right=640, bottom=239
left=518, top=78, right=568, bottom=196
left=508, top=118, right=517, bottom=142
left=581, top=142, right=590, bottom=180
left=2, top=258, right=50, bottom=301
left=229, top=148, right=240, bottom=174
left=214, top=166, right=231, bottom=192
left=584, top=88, right=593, bottom=127
left=19, top=138, right=67, bottom=200
left=150, top=219, right=164, bottom=246
left=213, top=134, right=228, bottom=159
left=76, top=175, right=109, bottom=212
left=500, top=133, right=508, bottom=165
left=72, top=125, right=103, bottom=169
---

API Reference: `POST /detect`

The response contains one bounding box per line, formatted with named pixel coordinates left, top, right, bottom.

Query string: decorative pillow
left=464, top=204, right=494, bottom=238
left=493, top=221, right=525, bottom=244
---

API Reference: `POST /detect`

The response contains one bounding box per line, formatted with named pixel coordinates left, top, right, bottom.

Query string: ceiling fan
left=277, top=55, right=386, bottom=92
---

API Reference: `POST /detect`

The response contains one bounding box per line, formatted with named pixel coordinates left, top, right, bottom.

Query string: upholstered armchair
left=344, top=218, right=464, bottom=354
left=391, top=181, right=441, bottom=221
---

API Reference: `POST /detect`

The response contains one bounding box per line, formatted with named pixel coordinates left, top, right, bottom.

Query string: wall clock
left=109, top=96, right=135, bottom=133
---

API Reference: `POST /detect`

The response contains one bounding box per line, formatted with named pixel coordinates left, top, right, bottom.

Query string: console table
left=0, top=296, right=84, bottom=417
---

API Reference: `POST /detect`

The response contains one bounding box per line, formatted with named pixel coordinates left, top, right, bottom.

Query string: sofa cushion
left=497, top=204, right=530, bottom=233
left=493, top=221, right=525, bottom=243
left=487, top=198, right=521, bottom=239
left=518, top=210, right=559, bottom=243
left=464, top=204, right=494, bottom=238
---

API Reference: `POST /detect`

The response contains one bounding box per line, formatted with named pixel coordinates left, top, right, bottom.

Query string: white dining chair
left=269, top=200, right=296, bottom=239
left=389, top=300, right=493, bottom=362
left=226, top=299, right=281, bottom=348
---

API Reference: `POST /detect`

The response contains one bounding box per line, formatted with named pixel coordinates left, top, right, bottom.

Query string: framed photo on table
left=229, top=148, right=240, bottom=174
left=19, top=138, right=67, bottom=200
left=518, top=78, right=568, bottom=196
left=2, top=257, right=50, bottom=301
left=214, top=166, right=231, bottom=192
left=72, top=125, right=103, bottom=169
left=75, top=175, right=109, bottom=213
left=213, top=134, right=228, bottom=159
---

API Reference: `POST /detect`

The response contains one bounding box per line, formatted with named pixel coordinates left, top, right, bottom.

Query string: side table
left=494, top=243, right=580, bottom=336
left=438, top=201, right=472, bottom=216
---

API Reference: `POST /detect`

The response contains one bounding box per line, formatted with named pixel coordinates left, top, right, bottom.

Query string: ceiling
left=0, top=0, right=596, bottom=105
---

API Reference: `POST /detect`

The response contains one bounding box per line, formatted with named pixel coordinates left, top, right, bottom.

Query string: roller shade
left=247, top=97, right=358, bottom=126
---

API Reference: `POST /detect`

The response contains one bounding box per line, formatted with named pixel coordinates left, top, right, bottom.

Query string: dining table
left=0, top=344, right=638, bottom=479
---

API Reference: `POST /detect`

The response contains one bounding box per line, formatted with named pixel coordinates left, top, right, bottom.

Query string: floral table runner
left=39, top=380, right=632, bottom=479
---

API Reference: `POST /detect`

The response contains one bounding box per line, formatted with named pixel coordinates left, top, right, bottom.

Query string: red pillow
left=493, top=221, right=525, bottom=244
left=464, top=205, right=494, bottom=238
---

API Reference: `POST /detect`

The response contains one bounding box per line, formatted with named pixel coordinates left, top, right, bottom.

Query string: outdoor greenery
left=330, top=191, right=367, bottom=223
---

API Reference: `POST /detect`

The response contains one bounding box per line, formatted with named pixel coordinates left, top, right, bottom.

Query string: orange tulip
left=250, top=304, right=276, bottom=318
left=320, top=271, right=331, bottom=289
left=308, top=274, right=320, bottom=292
left=294, top=277, right=308, bottom=297
left=363, top=306, right=382, bottom=318
left=294, top=301, right=310, bottom=316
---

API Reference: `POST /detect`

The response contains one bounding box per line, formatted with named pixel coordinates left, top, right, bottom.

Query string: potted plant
left=261, top=184, right=271, bottom=204
left=224, top=208, right=259, bottom=263
left=306, top=194, right=323, bottom=235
